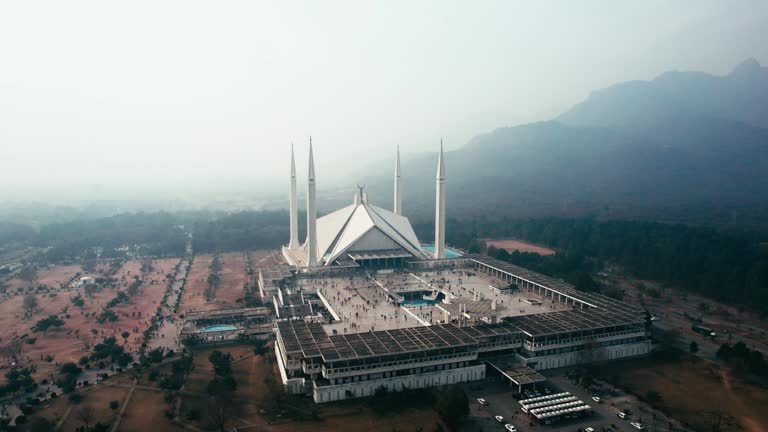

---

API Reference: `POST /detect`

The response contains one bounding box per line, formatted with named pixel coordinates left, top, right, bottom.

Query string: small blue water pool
left=401, top=299, right=438, bottom=307
left=199, top=325, right=238, bottom=333
left=422, top=245, right=462, bottom=258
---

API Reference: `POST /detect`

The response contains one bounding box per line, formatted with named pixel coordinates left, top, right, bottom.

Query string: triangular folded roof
left=305, top=194, right=426, bottom=265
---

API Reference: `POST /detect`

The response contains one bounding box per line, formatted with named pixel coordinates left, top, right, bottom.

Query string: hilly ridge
left=385, top=59, right=768, bottom=227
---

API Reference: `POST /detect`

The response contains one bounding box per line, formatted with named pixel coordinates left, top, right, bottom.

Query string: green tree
left=32, top=315, right=64, bottom=333
left=17, top=416, right=54, bottom=432
left=182, top=334, right=202, bottom=347
left=645, top=389, right=663, bottom=406
left=435, top=386, right=469, bottom=431
left=689, top=341, right=699, bottom=354
left=18, top=266, right=38, bottom=283
left=208, top=350, right=233, bottom=377
left=23, top=294, right=38, bottom=315
left=75, top=406, right=95, bottom=430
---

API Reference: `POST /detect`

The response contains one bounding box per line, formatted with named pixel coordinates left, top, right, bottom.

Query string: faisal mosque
left=242, top=138, right=653, bottom=408
left=282, top=140, right=446, bottom=268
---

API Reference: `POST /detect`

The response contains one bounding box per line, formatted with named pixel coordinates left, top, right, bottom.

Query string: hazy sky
left=1, top=1, right=766, bottom=201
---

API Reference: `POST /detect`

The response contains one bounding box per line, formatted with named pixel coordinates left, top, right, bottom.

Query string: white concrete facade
left=394, top=145, right=402, bottom=215
left=289, top=144, right=299, bottom=249
left=288, top=142, right=427, bottom=267
left=306, top=140, right=318, bottom=266
left=520, top=340, right=653, bottom=370
left=313, top=364, right=486, bottom=403
left=434, top=141, right=446, bottom=259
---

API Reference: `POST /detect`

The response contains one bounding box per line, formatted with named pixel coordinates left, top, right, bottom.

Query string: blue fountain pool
left=400, top=299, right=439, bottom=307
left=199, top=325, right=238, bottom=333
left=421, top=245, right=463, bottom=258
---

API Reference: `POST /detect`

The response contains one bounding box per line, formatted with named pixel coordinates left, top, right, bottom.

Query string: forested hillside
left=437, top=218, right=768, bottom=313
left=361, top=59, right=768, bottom=228
left=192, top=210, right=301, bottom=253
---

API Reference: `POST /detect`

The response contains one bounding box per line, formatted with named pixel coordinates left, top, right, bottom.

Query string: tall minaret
left=394, top=145, right=402, bottom=215
left=306, top=138, right=318, bottom=266
left=288, top=144, right=299, bottom=249
left=434, top=140, right=446, bottom=259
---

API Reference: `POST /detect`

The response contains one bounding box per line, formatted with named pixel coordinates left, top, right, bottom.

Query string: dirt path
left=111, top=380, right=136, bottom=432
left=55, top=405, right=73, bottom=431
left=719, top=369, right=765, bottom=432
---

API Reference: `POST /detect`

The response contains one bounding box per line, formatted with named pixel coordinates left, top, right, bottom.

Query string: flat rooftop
left=485, top=354, right=546, bottom=385
left=281, top=255, right=647, bottom=360
left=503, top=307, right=644, bottom=337
left=185, top=307, right=271, bottom=319
left=277, top=319, right=521, bottom=362
left=260, top=263, right=293, bottom=282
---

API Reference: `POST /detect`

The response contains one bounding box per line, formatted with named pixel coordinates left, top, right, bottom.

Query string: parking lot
left=462, top=371, right=679, bottom=432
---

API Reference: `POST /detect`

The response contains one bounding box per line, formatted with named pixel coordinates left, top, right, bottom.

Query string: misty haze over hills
left=3, top=59, right=768, bottom=228
left=353, top=59, right=768, bottom=227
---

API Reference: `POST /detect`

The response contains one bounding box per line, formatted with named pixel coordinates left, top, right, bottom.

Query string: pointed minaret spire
left=436, top=139, right=445, bottom=180
left=288, top=143, right=299, bottom=249
left=434, top=140, right=446, bottom=259
left=308, top=137, right=315, bottom=181
left=394, top=145, right=402, bottom=215
left=306, top=138, right=318, bottom=266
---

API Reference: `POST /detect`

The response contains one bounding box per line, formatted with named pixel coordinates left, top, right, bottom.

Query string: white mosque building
left=266, top=139, right=652, bottom=406
left=282, top=140, right=448, bottom=268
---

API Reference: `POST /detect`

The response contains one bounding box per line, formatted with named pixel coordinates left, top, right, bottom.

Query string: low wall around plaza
left=312, top=364, right=486, bottom=403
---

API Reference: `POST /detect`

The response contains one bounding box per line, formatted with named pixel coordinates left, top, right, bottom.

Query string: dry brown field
left=215, top=252, right=247, bottom=306
left=3, top=264, right=87, bottom=293
left=118, top=389, right=184, bottom=432
left=180, top=345, right=444, bottom=432
left=28, top=343, right=443, bottom=432
left=483, top=238, right=555, bottom=255
left=597, top=354, right=768, bottom=432
left=37, top=383, right=129, bottom=432
left=177, top=254, right=215, bottom=315
left=177, top=253, right=251, bottom=315
left=250, top=249, right=279, bottom=268
left=0, top=259, right=178, bottom=381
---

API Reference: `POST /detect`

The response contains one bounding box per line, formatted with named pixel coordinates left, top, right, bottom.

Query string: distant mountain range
left=360, top=59, right=768, bottom=227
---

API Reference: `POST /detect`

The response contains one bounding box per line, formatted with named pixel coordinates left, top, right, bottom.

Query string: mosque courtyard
left=297, top=267, right=572, bottom=336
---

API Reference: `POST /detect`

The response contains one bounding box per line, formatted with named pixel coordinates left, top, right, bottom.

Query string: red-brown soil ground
left=176, top=255, right=215, bottom=315
left=250, top=249, right=279, bottom=268
left=177, top=253, right=252, bottom=315
left=215, top=252, right=247, bottom=307
left=597, top=353, right=768, bottom=432
left=180, top=345, right=444, bottom=432
left=32, top=343, right=442, bottom=432
left=3, top=264, right=86, bottom=293
left=40, top=383, right=129, bottom=432
left=118, top=388, right=184, bottom=432
left=0, top=259, right=179, bottom=382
